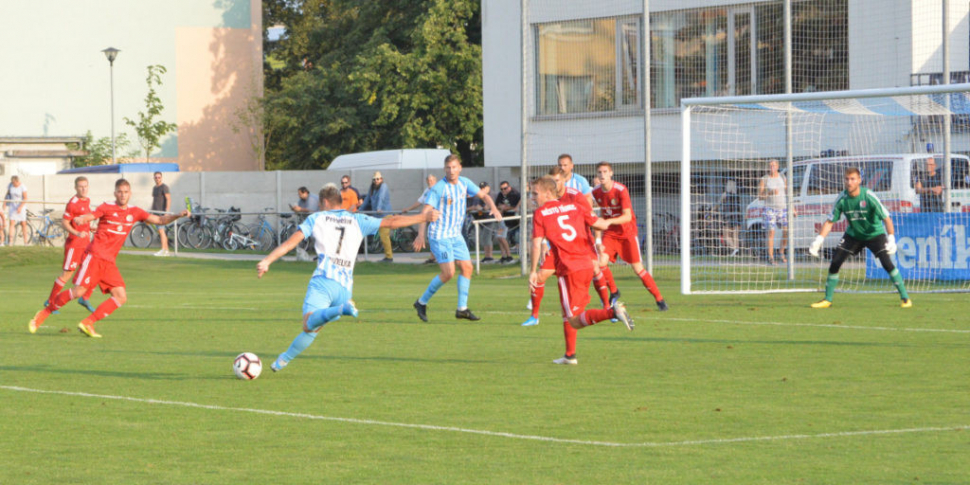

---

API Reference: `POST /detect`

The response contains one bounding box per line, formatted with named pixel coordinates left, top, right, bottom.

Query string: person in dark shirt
left=914, top=157, right=944, bottom=212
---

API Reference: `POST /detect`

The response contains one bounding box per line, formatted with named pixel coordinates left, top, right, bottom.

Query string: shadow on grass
left=0, top=364, right=207, bottom=381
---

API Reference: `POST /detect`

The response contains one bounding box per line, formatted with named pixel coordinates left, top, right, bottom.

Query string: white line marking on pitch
left=2, top=386, right=965, bottom=448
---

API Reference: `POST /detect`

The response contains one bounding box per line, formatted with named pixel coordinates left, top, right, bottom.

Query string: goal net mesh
left=684, top=89, right=970, bottom=294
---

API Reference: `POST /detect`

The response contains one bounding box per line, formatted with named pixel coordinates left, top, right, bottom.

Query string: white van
left=327, top=149, right=452, bottom=171
left=744, top=153, right=970, bottom=249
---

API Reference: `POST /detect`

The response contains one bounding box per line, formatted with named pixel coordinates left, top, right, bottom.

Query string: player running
left=521, top=166, right=614, bottom=327
left=29, top=178, right=189, bottom=337
left=592, top=161, right=668, bottom=311
left=412, top=154, right=502, bottom=322
left=42, top=176, right=98, bottom=313
left=531, top=176, right=633, bottom=365
left=258, top=184, right=439, bottom=372
left=808, top=167, right=912, bottom=308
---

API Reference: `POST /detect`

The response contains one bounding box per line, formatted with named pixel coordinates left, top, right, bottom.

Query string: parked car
left=743, top=153, right=970, bottom=252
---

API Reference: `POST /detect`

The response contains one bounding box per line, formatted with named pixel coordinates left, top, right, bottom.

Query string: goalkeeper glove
left=809, top=235, right=824, bottom=257
left=885, top=234, right=897, bottom=255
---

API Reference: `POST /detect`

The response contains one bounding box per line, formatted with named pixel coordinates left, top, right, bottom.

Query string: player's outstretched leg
left=522, top=282, right=542, bottom=327
left=271, top=304, right=343, bottom=372
left=30, top=288, right=75, bottom=333
left=78, top=296, right=124, bottom=338
left=272, top=331, right=317, bottom=372
left=415, top=275, right=444, bottom=322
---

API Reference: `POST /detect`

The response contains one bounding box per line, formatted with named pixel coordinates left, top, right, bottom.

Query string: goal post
left=680, top=83, right=970, bottom=295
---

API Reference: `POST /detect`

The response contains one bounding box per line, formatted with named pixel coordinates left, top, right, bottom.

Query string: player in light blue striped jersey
left=257, top=184, right=439, bottom=372
left=412, top=154, right=503, bottom=322
left=558, top=153, right=593, bottom=206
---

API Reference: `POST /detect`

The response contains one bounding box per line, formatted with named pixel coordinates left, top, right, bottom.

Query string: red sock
left=85, top=297, right=122, bottom=324
left=593, top=273, right=610, bottom=308
left=637, top=269, right=663, bottom=302
left=49, top=288, right=74, bottom=311
left=563, top=320, right=577, bottom=356
left=48, top=278, right=67, bottom=303
left=530, top=283, right=544, bottom=318
left=600, top=265, right=618, bottom=293
left=580, top=307, right=614, bottom=326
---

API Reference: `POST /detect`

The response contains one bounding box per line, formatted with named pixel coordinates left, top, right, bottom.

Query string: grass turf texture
left=1, top=247, right=967, bottom=484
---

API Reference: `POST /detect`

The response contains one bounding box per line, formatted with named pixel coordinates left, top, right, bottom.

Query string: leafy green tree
left=69, top=130, right=134, bottom=167
left=263, top=0, right=483, bottom=169
left=124, top=65, right=178, bottom=162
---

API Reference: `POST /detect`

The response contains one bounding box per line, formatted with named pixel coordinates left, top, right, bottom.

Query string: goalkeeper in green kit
left=808, top=167, right=912, bottom=308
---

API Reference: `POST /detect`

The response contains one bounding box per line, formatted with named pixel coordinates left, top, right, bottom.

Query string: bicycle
left=224, top=208, right=276, bottom=251
left=129, top=218, right=178, bottom=249
left=278, top=212, right=313, bottom=252
left=25, top=209, right=64, bottom=246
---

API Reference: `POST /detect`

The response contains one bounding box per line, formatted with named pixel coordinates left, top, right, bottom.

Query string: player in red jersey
left=521, top=166, right=616, bottom=327
left=29, top=178, right=189, bottom=337
left=43, top=176, right=98, bottom=313
left=530, top=176, right=633, bottom=365
left=592, top=161, right=668, bottom=311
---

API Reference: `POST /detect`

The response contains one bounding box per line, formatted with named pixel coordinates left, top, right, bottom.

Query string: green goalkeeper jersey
left=828, top=187, right=890, bottom=240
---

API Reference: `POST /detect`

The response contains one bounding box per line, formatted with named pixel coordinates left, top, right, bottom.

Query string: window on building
left=650, top=0, right=847, bottom=109
left=536, top=16, right=641, bottom=116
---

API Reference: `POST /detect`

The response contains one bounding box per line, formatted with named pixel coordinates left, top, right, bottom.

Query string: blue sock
left=419, top=275, right=444, bottom=305
left=457, top=275, right=470, bottom=310
left=306, top=306, right=343, bottom=332
left=279, top=331, right=318, bottom=363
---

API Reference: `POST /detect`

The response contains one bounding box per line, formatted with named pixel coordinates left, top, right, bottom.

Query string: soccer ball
left=233, top=352, right=262, bottom=380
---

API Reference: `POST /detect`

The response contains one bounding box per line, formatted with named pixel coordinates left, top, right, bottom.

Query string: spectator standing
left=291, top=187, right=320, bottom=214
left=719, top=179, right=743, bottom=256
left=6, top=176, right=29, bottom=246
left=495, top=181, right=521, bottom=263
left=151, top=171, right=172, bottom=256
left=914, top=157, right=944, bottom=212
left=340, top=176, right=360, bottom=212
left=360, top=171, right=394, bottom=262
left=757, top=159, right=789, bottom=264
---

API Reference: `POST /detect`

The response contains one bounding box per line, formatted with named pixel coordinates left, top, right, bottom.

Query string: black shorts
left=837, top=233, right=888, bottom=256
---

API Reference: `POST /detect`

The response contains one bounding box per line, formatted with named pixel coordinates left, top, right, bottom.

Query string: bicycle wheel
left=250, top=224, right=275, bottom=252
left=186, top=223, right=213, bottom=249
left=43, top=224, right=66, bottom=247
left=367, top=233, right=383, bottom=254
left=393, top=226, right=418, bottom=253
left=223, top=224, right=244, bottom=251
left=129, top=222, right=155, bottom=248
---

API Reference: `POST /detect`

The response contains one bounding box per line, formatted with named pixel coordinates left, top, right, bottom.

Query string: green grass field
left=1, top=247, right=967, bottom=484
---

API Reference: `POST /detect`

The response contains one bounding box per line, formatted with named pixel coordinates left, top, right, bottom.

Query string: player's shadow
left=0, top=364, right=195, bottom=381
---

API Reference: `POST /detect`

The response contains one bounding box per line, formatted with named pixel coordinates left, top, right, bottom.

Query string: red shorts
left=73, top=253, right=124, bottom=294
left=62, top=244, right=87, bottom=271
left=601, top=236, right=641, bottom=264
left=557, top=268, right=594, bottom=321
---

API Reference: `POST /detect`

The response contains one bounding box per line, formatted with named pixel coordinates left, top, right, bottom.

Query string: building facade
left=483, top=0, right=970, bottom=167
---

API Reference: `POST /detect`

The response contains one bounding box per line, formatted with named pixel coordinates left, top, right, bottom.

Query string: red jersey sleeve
left=532, top=212, right=546, bottom=240
left=131, top=206, right=151, bottom=222
left=91, top=203, right=107, bottom=220
left=619, top=186, right=632, bottom=210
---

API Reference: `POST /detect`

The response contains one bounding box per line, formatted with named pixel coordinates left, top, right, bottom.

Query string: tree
left=69, top=130, right=135, bottom=167
left=263, top=0, right=483, bottom=169
left=124, top=65, right=178, bottom=162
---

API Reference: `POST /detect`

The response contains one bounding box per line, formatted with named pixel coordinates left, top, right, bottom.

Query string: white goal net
left=681, top=84, right=970, bottom=294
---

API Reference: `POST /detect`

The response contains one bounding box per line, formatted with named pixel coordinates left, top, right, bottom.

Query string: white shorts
left=7, top=206, right=26, bottom=222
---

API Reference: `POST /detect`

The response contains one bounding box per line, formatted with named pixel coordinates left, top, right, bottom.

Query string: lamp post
left=102, top=47, right=120, bottom=164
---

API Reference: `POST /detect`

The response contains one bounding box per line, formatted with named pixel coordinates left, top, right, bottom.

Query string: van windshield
left=806, top=160, right=893, bottom=195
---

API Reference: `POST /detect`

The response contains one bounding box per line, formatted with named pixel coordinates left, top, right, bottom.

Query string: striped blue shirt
left=299, top=209, right=382, bottom=291
left=566, top=173, right=592, bottom=195
left=425, top=176, right=481, bottom=240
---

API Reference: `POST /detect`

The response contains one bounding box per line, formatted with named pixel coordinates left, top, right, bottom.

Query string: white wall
left=483, top=0, right=970, bottom=168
